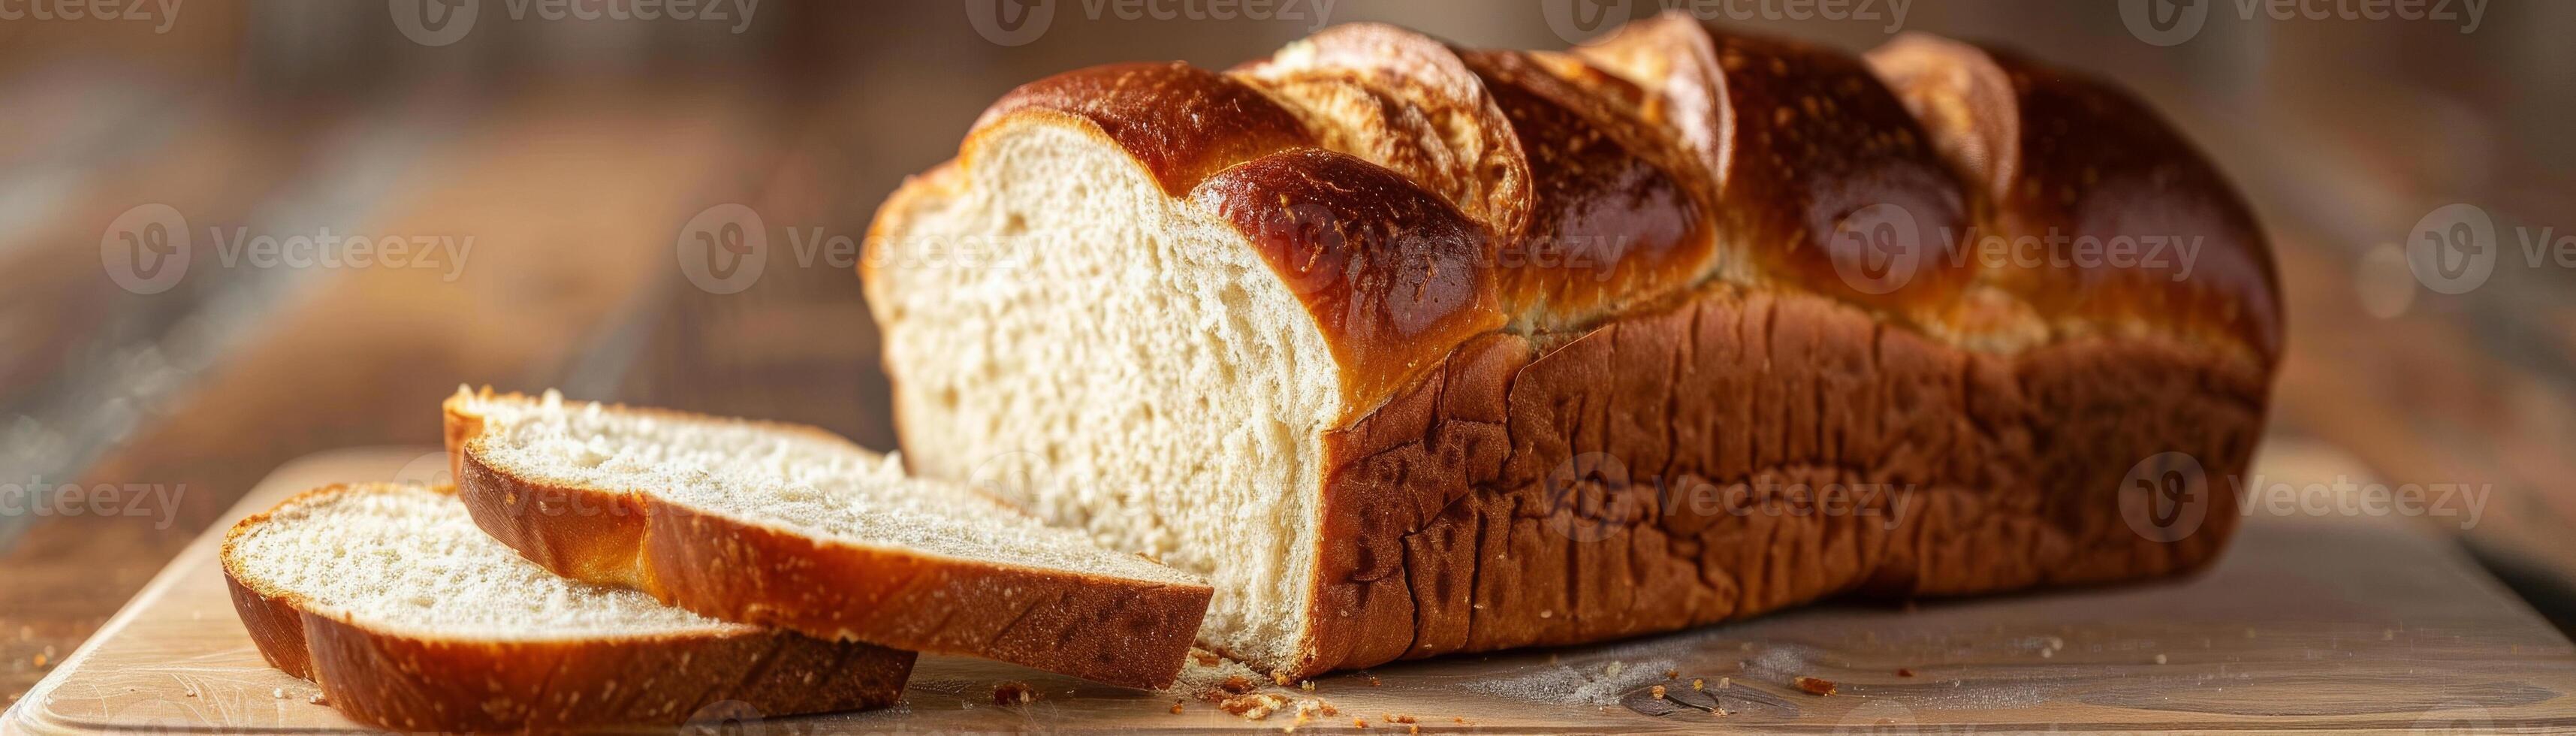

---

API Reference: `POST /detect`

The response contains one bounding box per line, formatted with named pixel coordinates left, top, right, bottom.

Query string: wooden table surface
left=14, top=444, right=2576, bottom=734
left=5, top=0, right=2574, bottom=714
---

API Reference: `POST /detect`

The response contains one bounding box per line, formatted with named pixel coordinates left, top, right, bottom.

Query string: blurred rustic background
left=3, top=0, right=2573, bottom=704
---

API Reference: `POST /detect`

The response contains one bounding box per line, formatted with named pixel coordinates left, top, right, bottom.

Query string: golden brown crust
left=1579, top=16, right=1979, bottom=326
left=1190, top=149, right=1507, bottom=420
left=1867, top=32, right=2282, bottom=360
left=220, top=484, right=912, bottom=731
left=1280, top=21, right=2278, bottom=677
left=1228, top=23, right=1531, bottom=237
left=444, top=393, right=1214, bottom=689
left=973, top=61, right=1313, bottom=196
left=1461, top=48, right=1715, bottom=326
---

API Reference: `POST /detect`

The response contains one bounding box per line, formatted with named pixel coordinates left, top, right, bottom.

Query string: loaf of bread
left=863, top=14, right=2277, bottom=680
left=222, top=482, right=912, bottom=731
left=445, top=388, right=1214, bottom=689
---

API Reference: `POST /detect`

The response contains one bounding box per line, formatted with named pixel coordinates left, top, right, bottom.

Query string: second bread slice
left=444, top=388, right=1212, bottom=689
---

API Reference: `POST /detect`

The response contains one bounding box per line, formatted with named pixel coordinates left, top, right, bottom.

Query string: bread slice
left=862, top=18, right=2278, bottom=679
left=444, top=388, right=1213, bottom=689
left=221, top=482, right=912, bottom=731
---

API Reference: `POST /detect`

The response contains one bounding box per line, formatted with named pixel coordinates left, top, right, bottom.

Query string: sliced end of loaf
left=221, top=482, right=912, bottom=730
left=865, top=116, right=1347, bottom=674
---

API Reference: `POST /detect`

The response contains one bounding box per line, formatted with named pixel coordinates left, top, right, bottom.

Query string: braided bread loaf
left=862, top=13, right=2278, bottom=680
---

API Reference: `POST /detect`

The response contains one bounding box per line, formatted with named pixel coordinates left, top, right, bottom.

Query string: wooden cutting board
left=8, top=444, right=2574, bottom=734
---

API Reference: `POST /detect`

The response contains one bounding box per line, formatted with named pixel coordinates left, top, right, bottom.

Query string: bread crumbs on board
left=1793, top=676, right=1838, bottom=695
left=1218, top=693, right=1288, bottom=719
left=1164, top=648, right=1368, bottom=724
left=991, top=681, right=1036, bottom=705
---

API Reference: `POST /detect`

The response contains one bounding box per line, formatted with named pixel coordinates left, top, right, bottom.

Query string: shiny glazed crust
left=867, top=15, right=2280, bottom=678
left=221, top=483, right=913, bottom=731
left=443, top=391, right=1215, bottom=690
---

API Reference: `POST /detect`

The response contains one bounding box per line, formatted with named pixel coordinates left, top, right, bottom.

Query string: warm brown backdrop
left=4, top=0, right=2572, bottom=702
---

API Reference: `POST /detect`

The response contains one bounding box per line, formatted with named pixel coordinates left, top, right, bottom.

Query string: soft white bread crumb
left=224, top=483, right=732, bottom=638
left=866, top=122, right=1337, bottom=665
